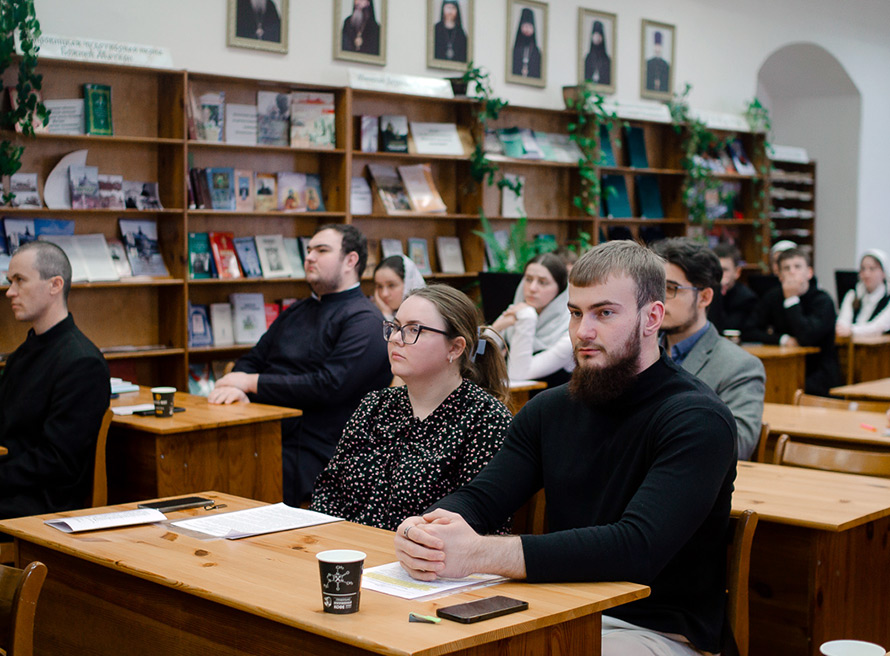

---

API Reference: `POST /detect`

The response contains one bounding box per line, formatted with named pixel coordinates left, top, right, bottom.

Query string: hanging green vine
left=745, top=98, right=773, bottom=272
left=1, top=0, right=48, bottom=205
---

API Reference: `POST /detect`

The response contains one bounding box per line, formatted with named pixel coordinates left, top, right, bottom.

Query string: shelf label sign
left=348, top=69, right=453, bottom=99
left=23, top=34, right=174, bottom=68
left=603, top=101, right=672, bottom=124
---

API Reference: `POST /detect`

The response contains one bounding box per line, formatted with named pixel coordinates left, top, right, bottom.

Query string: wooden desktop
left=832, top=377, right=890, bottom=403
left=742, top=344, right=819, bottom=403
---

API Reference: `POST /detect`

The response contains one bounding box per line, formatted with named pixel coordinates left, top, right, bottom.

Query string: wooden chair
left=773, top=434, right=890, bottom=478
left=726, top=509, right=758, bottom=656
left=511, top=490, right=547, bottom=536
left=753, top=422, right=770, bottom=463
left=792, top=389, right=890, bottom=414
left=0, top=561, right=48, bottom=656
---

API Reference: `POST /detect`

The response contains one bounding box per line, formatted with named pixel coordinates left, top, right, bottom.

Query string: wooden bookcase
left=1, top=58, right=772, bottom=389
left=768, top=158, right=816, bottom=266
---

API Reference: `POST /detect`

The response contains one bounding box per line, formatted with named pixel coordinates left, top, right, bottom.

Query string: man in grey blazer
left=653, top=238, right=765, bottom=459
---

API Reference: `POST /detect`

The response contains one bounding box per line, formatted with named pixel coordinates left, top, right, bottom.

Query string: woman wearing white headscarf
left=836, top=249, right=890, bottom=337
left=372, top=255, right=426, bottom=320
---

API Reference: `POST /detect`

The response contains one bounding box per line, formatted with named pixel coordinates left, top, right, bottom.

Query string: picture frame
left=334, top=0, right=387, bottom=66
left=427, top=0, right=473, bottom=71
left=640, top=19, right=675, bottom=101
left=577, top=8, right=616, bottom=94
left=505, top=0, right=547, bottom=88
left=227, top=0, right=288, bottom=54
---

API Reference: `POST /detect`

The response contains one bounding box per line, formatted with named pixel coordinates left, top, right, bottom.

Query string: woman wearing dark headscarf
left=511, top=7, right=541, bottom=78
left=434, top=0, right=468, bottom=62
left=584, top=20, right=611, bottom=85
left=341, top=0, right=380, bottom=55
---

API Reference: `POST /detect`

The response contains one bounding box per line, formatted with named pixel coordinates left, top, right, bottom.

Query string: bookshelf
left=1, top=57, right=772, bottom=389
left=768, top=158, right=816, bottom=266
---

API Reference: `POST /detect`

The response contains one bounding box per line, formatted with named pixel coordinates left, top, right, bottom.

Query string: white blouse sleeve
left=851, top=302, right=890, bottom=337
left=836, top=290, right=855, bottom=328
left=507, top=307, right=574, bottom=380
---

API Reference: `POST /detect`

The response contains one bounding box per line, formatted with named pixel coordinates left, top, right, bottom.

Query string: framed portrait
left=227, top=0, right=288, bottom=54
left=577, top=8, right=616, bottom=94
left=334, top=0, right=387, bottom=66
left=640, top=19, right=675, bottom=101
left=505, top=0, right=547, bottom=88
left=427, top=0, right=473, bottom=71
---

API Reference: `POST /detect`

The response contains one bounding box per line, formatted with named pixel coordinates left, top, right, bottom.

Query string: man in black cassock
left=433, top=0, right=468, bottom=63
left=511, top=7, right=541, bottom=78
left=646, top=30, right=670, bottom=92
left=236, top=0, right=281, bottom=43
left=584, top=20, right=611, bottom=85
left=342, top=0, right=381, bottom=55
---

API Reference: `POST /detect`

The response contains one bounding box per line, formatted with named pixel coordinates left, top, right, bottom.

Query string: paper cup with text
left=820, top=640, right=886, bottom=656
left=316, top=549, right=365, bottom=614
left=151, top=387, right=177, bottom=417
left=723, top=329, right=742, bottom=345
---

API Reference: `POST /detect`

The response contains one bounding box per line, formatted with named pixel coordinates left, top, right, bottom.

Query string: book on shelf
left=379, top=115, right=408, bottom=153
left=39, top=233, right=119, bottom=282
left=8, top=173, right=41, bottom=208
left=123, top=181, right=163, bottom=210
left=185, top=84, right=199, bottom=140
left=599, top=124, right=616, bottom=167
left=296, top=236, right=311, bottom=264
left=483, top=129, right=504, bottom=156
left=264, top=302, right=281, bottom=328
left=380, top=238, right=403, bottom=259
left=188, top=232, right=213, bottom=279
left=407, top=237, right=433, bottom=275
left=409, top=122, right=465, bottom=156
left=83, top=83, right=113, bottom=136
left=44, top=98, right=85, bottom=135
left=7, top=87, right=48, bottom=134
left=256, top=91, right=290, bottom=146
left=188, top=362, right=214, bottom=397
left=360, top=115, right=379, bottom=152
left=234, top=169, right=255, bottom=212
left=189, top=168, right=209, bottom=210
left=601, top=174, right=632, bottom=218
left=255, top=234, right=293, bottom=278
left=36, top=234, right=89, bottom=282
left=534, top=233, right=558, bottom=253
left=436, top=236, right=465, bottom=274
left=277, top=172, right=307, bottom=212
left=624, top=125, right=649, bottom=169
left=280, top=298, right=297, bottom=310
left=728, top=139, right=756, bottom=175
left=496, top=127, right=525, bottom=159
left=188, top=303, right=213, bottom=348
left=197, top=91, right=225, bottom=142
left=501, top=173, right=526, bottom=218
left=230, top=292, right=267, bottom=345
left=397, top=164, right=447, bottom=213
left=233, top=236, right=263, bottom=278
left=224, top=103, right=258, bottom=145
left=367, top=163, right=412, bottom=214
left=290, top=91, right=336, bottom=149
left=106, top=238, right=133, bottom=278
left=68, top=164, right=100, bottom=210
left=482, top=229, right=517, bottom=271
left=206, top=168, right=236, bottom=211
left=208, top=231, right=242, bottom=279
left=304, top=173, right=326, bottom=212
left=209, top=302, right=235, bottom=347
left=282, top=237, right=305, bottom=278
left=635, top=174, right=664, bottom=219
left=254, top=172, right=278, bottom=212
left=97, top=174, right=125, bottom=209
left=350, top=176, right=373, bottom=215
left=365, top=237, right=380, bottom=271
left=34, top=218, right=74, bottom=236
left=535, top=132, right=583, bottom=164
left=3, top=218, right=37, bottom=253
left=518, top=128, right=544, bottom=160
left=119, top=218, right=169, bottom=277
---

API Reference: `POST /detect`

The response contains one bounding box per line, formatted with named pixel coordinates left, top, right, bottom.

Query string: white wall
left=33, top=0, right=890, bottom=292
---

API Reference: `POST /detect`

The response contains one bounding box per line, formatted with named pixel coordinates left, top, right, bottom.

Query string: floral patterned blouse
left=310, top=379, right=512, bottom=531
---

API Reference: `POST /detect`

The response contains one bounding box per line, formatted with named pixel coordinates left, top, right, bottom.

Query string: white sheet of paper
left=170, top=503, right=341, bottom=539
left=362, top=561, right=505, bottom=600
left=45, top=508, right=165, bottom=533
left=111, top=403, right=155, bottom=416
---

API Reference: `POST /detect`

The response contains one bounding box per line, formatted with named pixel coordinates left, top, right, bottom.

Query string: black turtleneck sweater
left=0, top=314, right=110, bottom=519
left=234, top=286, right=391, bottom=504
left=432, top=354, right=737, bottom=653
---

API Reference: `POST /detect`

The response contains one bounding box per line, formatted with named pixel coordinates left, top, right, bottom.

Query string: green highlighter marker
left=408, top=612, right=441, bottom=624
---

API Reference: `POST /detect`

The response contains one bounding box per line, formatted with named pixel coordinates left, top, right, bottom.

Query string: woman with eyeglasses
left=310, top=284, right=511, bottom=531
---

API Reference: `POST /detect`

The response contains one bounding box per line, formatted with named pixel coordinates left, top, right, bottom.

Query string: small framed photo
left=640, top=19, right=675, bottom=101
left=334, top=0, right=387, bottom=66
left=577, top=8, right=616, bottom=94
left=227, top=0, right=288, bottom=54
left=427, top=0, right=473, bottom=71
left=505, top=0, right=547, bottom=88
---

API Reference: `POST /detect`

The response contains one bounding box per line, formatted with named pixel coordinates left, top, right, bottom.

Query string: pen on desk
left=860, top=423, right=877, bottom=432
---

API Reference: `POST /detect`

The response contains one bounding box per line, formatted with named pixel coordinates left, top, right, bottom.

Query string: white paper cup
left=820, top=640, right=886, bottom=656
left=317, top=549, right=366, bottom=614
left=723, top=329, right=742, bottom=345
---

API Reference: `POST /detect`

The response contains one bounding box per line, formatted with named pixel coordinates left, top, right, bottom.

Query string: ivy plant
left=565, top=81, right=617, bottom=220
left=745, top=97, right=773, bottom=271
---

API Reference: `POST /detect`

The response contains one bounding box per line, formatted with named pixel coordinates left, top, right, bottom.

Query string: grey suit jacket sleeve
left=681, top=324, right=766, bottom=460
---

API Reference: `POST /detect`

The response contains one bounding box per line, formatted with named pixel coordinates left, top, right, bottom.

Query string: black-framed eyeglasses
left=383, top=321, right=450, bottom=345
left=665, top=281, right=702, bottom=299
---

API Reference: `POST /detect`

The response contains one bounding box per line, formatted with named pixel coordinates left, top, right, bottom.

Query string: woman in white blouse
left=492, top=253, right=574, bottom=385
left=836, top=249, right=890, bottom=338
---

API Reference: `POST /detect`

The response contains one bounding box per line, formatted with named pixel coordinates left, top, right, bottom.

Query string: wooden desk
left=832, top=377, right=890, bottom=403
left=507, top=380, right=547, bottom=414
left=743, top=344, right=819, bottom=403
left=733, top=462, right=890, bottom=655
left=0, top=493, right=648, bottom=656
left=837, top=335, right=890, bottom=384
left=0, top=445, right=6, bottom=456
left=109, top=388, right=301, bottom=504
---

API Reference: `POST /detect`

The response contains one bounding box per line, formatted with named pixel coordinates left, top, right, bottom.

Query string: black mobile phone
left=134, top=407, right=186, bottom=416
left=137, top=496, right=214, bottom=512
left=436, top=596, right=529, bottom=624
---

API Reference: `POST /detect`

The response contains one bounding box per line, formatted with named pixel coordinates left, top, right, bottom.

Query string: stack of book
left=189, top=168, right=325, bottom=213
left=366, top=163, right=446, bottom=215
left=188, top=293, right=297, bottom=349
left=188, top=232, right=306, bottom=280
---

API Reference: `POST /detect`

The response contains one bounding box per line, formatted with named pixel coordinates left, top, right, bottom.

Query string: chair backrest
left=0, top=561, right=48, bottom=656
left=773, top=434, right=890, bottom=478
left=91, top=407, right=114, bottom=508
left=835, top=269, right=858, bottom=309
left=792, top=389, right=890, bottom=414
left=727, top=509, right=758, bottom=656
left=511, top=490, right=547, bottom=536
left=753, top=422, right=770, bottom=463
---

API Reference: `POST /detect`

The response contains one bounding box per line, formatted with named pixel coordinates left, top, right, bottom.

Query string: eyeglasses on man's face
left=383, top=321, right=450, bottom=345
left=664, top=281, right=702, bottom=299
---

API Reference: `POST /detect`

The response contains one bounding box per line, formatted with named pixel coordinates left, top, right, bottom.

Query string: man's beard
left=568, top=320, right=642, bottom=405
